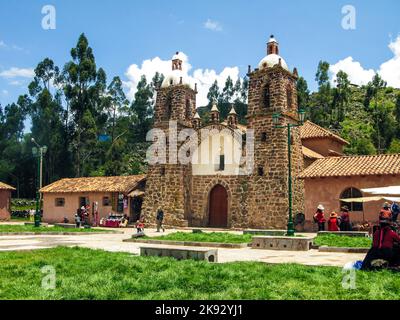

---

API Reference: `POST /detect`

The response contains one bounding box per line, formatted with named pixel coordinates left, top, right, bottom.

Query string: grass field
left=143, top=232, right=253, bottom=243
left=0, top=247, right=398, bottom=300
left=0, top=225, right=111, bottom=233
left=314, top=234, right=372, bottom=248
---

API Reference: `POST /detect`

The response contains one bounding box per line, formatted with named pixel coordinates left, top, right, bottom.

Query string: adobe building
left=40, top=175, right=145, bottom=223
left=0, top=181, right=15, bottom=221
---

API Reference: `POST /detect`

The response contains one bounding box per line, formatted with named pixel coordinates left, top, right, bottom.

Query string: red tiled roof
left=0, top=182, right=15, bottom=191
left=299, top=154, right=400, bottom=178
left=40, top=175, right=146, bottom=194
left=302, top=146, right=324, bottom=159
left=300, top=121, right=349, bottom=145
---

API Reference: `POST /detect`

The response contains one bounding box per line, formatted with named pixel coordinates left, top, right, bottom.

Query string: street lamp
left=32, top=138, right=47, bottom=228
left=272, top=109, right=306, bottom=236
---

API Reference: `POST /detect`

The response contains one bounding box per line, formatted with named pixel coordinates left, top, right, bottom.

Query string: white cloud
left=1, top=90, right=8, bottom=96
left=0, top=41, right=6, bottom=48
left=0, top=67, right=34, bottom=79
left=124, top=52, right=240, bottom=107
left=378, top=36, right=400, bottom=88
left=330, top=36, right=400, bottom=88
left=330, top=57, right=375, bottom=86
left=204, top=19, right=223, bottom=32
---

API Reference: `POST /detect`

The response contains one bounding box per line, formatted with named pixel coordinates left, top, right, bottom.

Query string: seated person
left=379, top=202, right=392, bottom=222
left=361, top=219, right=400, bottom=270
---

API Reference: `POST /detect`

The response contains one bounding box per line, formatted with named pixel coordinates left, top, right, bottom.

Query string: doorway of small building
left=130, top=196, right=143, bottom=223
left=208, top=184, right=228, bottom=228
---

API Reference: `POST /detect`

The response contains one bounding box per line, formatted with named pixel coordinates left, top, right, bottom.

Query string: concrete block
left=252, top=236, right=315, bottom=251
left=140, top=246, right=218, bottom=262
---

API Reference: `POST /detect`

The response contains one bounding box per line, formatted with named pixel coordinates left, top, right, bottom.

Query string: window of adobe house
left=340, top=187, right=363, bottom=211
left=55, top=198, right=65, bottom=207
left=103, top=196, right=111, bottom=206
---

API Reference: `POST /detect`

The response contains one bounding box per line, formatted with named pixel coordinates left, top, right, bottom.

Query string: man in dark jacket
left=156, top=207, right=165, bottom=232
left=361, top=220, right=400, bottom=270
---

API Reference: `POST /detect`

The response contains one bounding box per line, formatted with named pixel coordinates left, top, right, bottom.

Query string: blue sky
left=1, top=0, right=400, bottom=107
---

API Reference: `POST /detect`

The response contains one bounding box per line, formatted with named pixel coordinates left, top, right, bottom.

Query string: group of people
left=134, top=207, right=165, bottom=234
left=313, top=205, right=352, bottom=232
left=74, top=205, right=91, bottom=228
left=313, top=201, right=400, bottom=270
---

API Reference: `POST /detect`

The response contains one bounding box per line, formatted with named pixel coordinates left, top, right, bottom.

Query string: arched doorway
left=208, top=184, right=228, bottom=228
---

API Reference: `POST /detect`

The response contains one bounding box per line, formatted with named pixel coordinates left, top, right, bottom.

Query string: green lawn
left=0, top=247, right=398, bottom=300
left=314, top=234, right=372, bottom=248
left=0, top=225, right=111, bottom=233
left=143, top=232, right=253, bottom=244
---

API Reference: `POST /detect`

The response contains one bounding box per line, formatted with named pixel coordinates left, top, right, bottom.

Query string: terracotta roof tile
left=299, top=154, right=400, bottom=178
left=300, top=121, right=349, bottom=145
left=302, top=146, right=324, bottom=159
left=40, top=175, right=146, bottom=194
left=0, top=182, right=15, bottom=191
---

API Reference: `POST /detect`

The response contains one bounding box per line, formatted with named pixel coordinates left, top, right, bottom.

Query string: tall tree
left=368, top=74, right=387, bottom=153
left=62, top=33, right=101, bottom=176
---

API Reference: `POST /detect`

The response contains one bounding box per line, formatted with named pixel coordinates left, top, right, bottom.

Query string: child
left=328, top=212, right=340, bottom=232
left=136, top=220, right=145, bottom=234
left=74, top=213, right=81, bottom=228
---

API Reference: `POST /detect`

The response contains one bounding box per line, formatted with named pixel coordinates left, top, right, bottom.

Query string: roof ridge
left=301, top=121, right=349, bottom=145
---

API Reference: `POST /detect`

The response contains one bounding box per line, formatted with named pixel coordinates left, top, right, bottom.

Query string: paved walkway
left=0, top=226, right=365, bottom=267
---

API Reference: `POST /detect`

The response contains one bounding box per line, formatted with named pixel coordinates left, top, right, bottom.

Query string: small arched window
left=340, top=187, right=363, bottom=212
left=186, top=99, right=191, bottom=120
left=166, top=95, right=172, bottom=120
left=264, top=84, right=271, bottom=109
left=287, top=85, right=293, bottom=110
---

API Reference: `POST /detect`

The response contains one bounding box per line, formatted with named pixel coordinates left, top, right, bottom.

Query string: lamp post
left=272, top=109, right=306, bottom=236
left=32, top=138, right=47, bottom=227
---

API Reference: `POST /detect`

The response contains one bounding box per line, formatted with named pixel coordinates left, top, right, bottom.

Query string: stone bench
left=318, top=231, right=369, bottom=238
left=252, top=236, right=315, bottom=251
left=243, top=229, right=287, bottom=236
left=54, top=223, right=77, bottom=229
left=140, top=246, right=218, bottom=262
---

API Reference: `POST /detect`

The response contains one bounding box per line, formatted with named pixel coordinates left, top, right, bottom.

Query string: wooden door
left=209, top=185, right=228, bottom=228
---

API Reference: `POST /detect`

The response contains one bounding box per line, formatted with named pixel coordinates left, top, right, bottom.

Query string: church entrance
left=208, top=184, right=228, bottom=228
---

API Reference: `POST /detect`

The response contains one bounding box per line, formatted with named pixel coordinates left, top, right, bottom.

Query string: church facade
left=142, top=36, right=305, bottom=230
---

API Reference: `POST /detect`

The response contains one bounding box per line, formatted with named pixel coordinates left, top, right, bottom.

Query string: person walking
left=156, top=207, right=165, bottom=232
left=314, top=204, right=326, bottom=231
left=340, top=206, right=352, bottom=231
left=328, top=212, right=340, bottom=232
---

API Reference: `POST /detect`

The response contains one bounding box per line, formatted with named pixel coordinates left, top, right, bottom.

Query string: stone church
left=142, top=35, right=305, bottom=229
